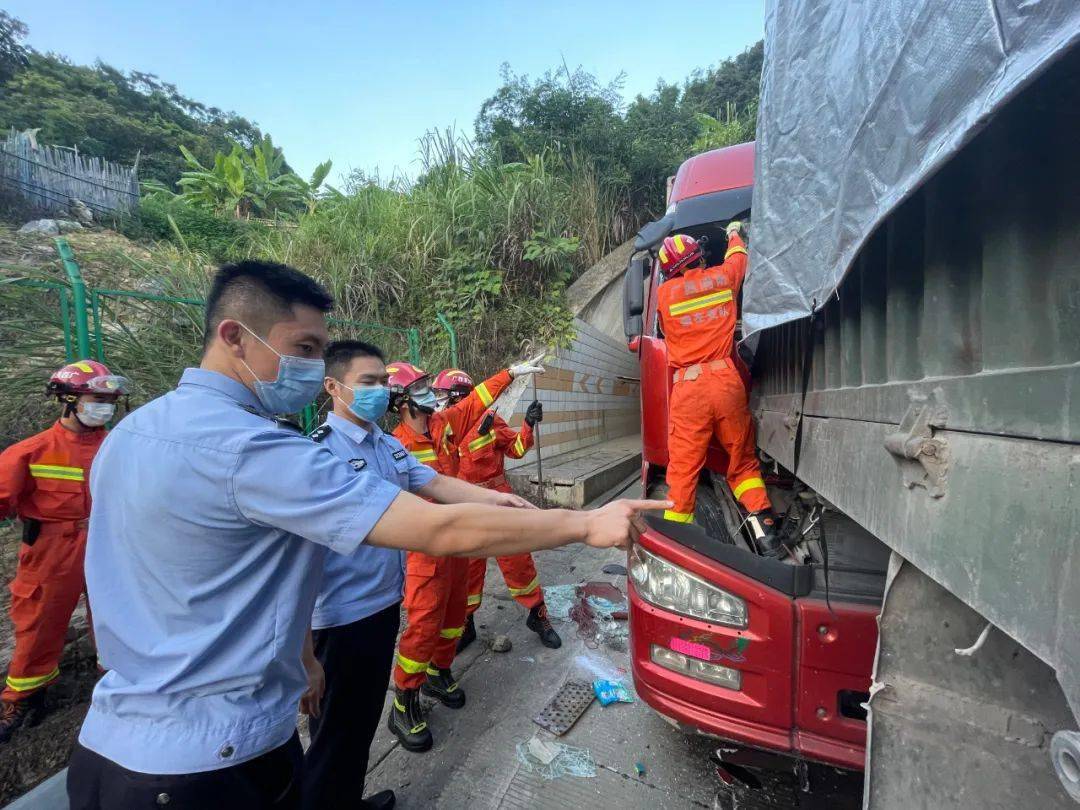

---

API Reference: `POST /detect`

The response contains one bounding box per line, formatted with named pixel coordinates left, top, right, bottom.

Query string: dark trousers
left=302, top=601, right=401, bottom=810
left=68, top=732, right=303, bottom=810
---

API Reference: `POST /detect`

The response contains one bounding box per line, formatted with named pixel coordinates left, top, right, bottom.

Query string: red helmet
left=46, top=360, right=128, bottom=399
left=386, top=361, right=430, bottom=392
left=432, top=368, right=474, bottom=394
left=658, top=233, right=703, bottom=275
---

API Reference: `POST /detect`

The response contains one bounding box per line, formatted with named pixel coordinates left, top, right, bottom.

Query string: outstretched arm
left=417, top=473, right=533, bottom=509
left=366, top=492, right=668, bottom=558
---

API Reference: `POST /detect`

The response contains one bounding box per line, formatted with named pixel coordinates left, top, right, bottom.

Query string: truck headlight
left=629, top=543, right=747, bottom=628
left=651, top=645, right=742, bottom=690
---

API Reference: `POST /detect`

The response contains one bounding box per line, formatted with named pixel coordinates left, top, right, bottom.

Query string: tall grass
left=1, top=131, right=623, bottom=443
left=248, top=130, right=621, bottom=374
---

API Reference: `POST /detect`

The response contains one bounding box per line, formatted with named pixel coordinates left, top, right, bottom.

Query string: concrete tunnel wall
left=501, top=240, right=641, bottom=475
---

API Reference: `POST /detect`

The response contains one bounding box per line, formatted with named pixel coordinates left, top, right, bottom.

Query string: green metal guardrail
left=5, top=241, right=443, bottom=437
left=435, top=311, right=458, bottom=367
left=54, top=238, right=90, bottom=360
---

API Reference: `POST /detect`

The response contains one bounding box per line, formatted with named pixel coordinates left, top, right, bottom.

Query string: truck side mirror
left=623, top=255, right=649, bottom=341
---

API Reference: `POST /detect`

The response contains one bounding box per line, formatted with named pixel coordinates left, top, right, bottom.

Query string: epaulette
left=309, top=424, right=332, bottom=442
left=238, top=404, right=303, bottom=433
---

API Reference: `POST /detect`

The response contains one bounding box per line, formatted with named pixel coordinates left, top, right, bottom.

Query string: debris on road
left=543, top=584, right=578, bottom=620
left=491, top=634, right=513, bottom=652
left=520, top=656, right=535, bottom=663
left=516, top=736, right=597, bottom=780
left=602, top=563, right=628, bottom=576
left=593, top=679, right=634, bottom=706
left=635, top=761, right=646, bottom=778
left=534, top=679, right=595, bottom=735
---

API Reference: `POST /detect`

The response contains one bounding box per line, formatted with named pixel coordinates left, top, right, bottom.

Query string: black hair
left=324, top=339, right=387, bottom=380
left=203, top=260, right=333, bottom=351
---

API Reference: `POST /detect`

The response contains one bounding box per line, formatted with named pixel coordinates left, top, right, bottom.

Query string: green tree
left=0, top=16, right=277, bottom=187
left=0, top=11, right=29, bottom=83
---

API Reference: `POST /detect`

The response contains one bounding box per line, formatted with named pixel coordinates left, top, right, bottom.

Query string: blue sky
left=9, top=1, right=763, bottom=185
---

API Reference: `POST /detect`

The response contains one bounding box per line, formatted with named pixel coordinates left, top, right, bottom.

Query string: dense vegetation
left=0, top=9, right=763, bottom=441
left=0, top=13, right=268, bottom=187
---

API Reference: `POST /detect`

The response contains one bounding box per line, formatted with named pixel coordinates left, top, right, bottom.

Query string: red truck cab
left=622, top=143, right=884, bottom=772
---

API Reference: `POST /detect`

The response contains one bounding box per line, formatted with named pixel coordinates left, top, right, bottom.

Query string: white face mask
left=78, top=402, right=115, bottom=427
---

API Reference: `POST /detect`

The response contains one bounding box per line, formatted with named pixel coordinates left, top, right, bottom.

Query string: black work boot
left=526, top=603, right=563, bottom=649
left=747, top=511, right=786, bottom=558
left=388, top=688, right=432, bottom=752
left=421, top=667, right=466, bottom=709
left=360, top=789, right=396, bottom=810
left=457, top=614, right=477, bottom=653
left=0, top=690, right=47, bottom=744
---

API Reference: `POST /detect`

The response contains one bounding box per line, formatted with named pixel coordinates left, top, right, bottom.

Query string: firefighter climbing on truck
left=0, top=360, right=128, bottom=742
left=430, top=368, right=562, bottom=652
left=386, top=354, right=545, bottom=751
left=655, top=224, right=784, bottom=557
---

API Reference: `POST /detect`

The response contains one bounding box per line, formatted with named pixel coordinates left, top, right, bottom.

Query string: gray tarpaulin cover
left=742, top=0, right=1080, bottom=337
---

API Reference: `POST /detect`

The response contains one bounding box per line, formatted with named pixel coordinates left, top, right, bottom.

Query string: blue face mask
left=239, top=323, right=325, bottom=415
left=412, top=389, right=438, bottom=413
left=346, top=385, right=389, bottom=423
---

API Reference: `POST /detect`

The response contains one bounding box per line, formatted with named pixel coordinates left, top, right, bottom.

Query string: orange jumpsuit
left=456, top=412, right=543, bottom=616
left=657, top=233, right=771, bottom=521
left=0, top=421, right=105, bottom=701
left=391, top=370, right=512, bottom=690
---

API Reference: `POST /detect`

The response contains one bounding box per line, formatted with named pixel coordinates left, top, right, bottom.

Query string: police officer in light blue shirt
left=68, top=259, right=661, bottom=810
left=303, top=340, right=531, bottom=810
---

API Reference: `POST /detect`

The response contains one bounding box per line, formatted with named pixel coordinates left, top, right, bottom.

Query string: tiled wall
left=505, top=318, right=641, bottom=468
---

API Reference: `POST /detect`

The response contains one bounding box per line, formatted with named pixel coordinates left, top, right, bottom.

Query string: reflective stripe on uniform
left=663, top=510, right=694, bottom=523
left=513, top=435, right=526, bottom=456
left=6, top=667, right=60, bottom=692
left=395, top=653, right=429, bottom=674
left=439, top=625, right=464, bottom=639
left=467, top=593, right=482, bottom=606
left=467, top=432, right=497, bottom=453
left=475, top=382, right=494, bottom=406
left=440, top=423, right=454, bottom=453
left=507, top=576, right=540, bottom=597
left=28, top=464, right=84, bottom=482
left=411, top=449, right=437, bottom=463
left=725, top=245, right=748, bottom=259
left=668, top=289, right=733, bottom=317
left=733, top=477, right=766, bottom=500
left=393, top=698, right=429, bottom=733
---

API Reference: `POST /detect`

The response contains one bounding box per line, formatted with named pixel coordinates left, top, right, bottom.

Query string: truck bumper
left=629, top=525, right=872, bottom=772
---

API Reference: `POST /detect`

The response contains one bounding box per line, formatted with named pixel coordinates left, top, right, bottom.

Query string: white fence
left=0, top=130, right=139, bottom=218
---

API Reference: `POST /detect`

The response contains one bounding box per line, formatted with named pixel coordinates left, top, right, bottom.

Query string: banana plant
left=163, top=138, right=332, bottom=219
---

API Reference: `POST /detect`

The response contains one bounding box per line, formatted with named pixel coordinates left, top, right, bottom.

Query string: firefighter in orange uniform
left=656, top=225, right=784, bottom=557
left=0, top=360, right=129, bottom=741
left=431, top=370, right=561, bottom=651
left=386, top=355, right=543, bottom=751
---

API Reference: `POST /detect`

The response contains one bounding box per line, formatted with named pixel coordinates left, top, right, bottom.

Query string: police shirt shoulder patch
left=348, top=458, right=367, bottom=471
left=392, top=448, right=408, bottom=461
left=309, top=425, right=332, bottom=442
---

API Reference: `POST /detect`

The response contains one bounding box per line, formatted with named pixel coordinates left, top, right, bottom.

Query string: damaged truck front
left=743, top=3, right=1080, bottom=807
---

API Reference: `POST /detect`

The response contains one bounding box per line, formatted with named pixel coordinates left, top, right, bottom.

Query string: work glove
left=725, top=220, right=743, bottom=239
left=509, top=352, right=546, bottom=379
left=525, top=400, right=543, bottom=427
